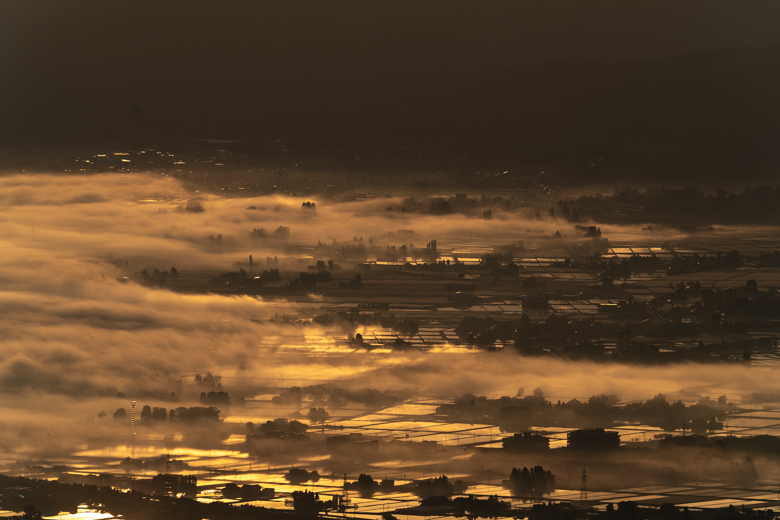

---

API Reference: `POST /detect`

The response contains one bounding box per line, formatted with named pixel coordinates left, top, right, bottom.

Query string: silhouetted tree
left=286, top=468, right=320, bottom=485
left=307, top=407, right=330, bottom=424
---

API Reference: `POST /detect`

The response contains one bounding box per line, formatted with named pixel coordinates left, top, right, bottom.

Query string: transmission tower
left=165, top=454, right=173, bottom=496
left=131, top=400, right=137, bottom=458
left=341, top=473, right=353, bottom=514
left=580, top=469, right=588, bottom=502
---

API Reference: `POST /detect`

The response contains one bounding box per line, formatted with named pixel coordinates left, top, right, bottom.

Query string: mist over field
left=0, top=172, right=775, bottom=461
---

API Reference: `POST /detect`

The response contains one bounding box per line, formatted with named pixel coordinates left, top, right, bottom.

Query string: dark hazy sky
left=2, top=0, right=780, bottom=137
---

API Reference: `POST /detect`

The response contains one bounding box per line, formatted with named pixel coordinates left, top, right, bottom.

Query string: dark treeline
left=658, top=434, right=780, bottom=456
left=397, top=193, right=530, bottom=217
left=438, top=392, right=732, bottom=433
left=248, top=418, right=309, bottom=438
left=250, top=226, right=290, bottom=239
left=112, top=405, right=221, bottom=424
left=57, top=471, right=197, bottom=498
left=415, top=475, right=469, bottom=498
left=313, top=309, right=419, bottom=337
left=344, top=473, right=396, bottom=498
left=454, top=312, right=756, bottom=359
left=558, top=186, right=780, bottom=226
left=138, top=267, right=179, bottom=287
left=212, top=267, right=263, bottom=286
left=284, top=468, right=320, bottom=485
left=267, top=386, right=412, bottom=410
left=451, top=274, right=780, bottom=356
left=284, top=271, right=331, bottom=288
left=584, top=251, right=743, bottom=280
left=505, top=466, right=556, bottom=498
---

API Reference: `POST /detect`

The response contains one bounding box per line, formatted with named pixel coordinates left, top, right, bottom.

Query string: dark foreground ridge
left=0, top=474, right=776, bottom=520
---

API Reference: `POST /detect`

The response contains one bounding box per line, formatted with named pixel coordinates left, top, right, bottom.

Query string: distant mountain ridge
left=2, top=44, right=779, bottom=182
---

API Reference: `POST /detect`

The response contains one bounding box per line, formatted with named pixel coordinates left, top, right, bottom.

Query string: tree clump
left=505, top=466, right=556, bottom=497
